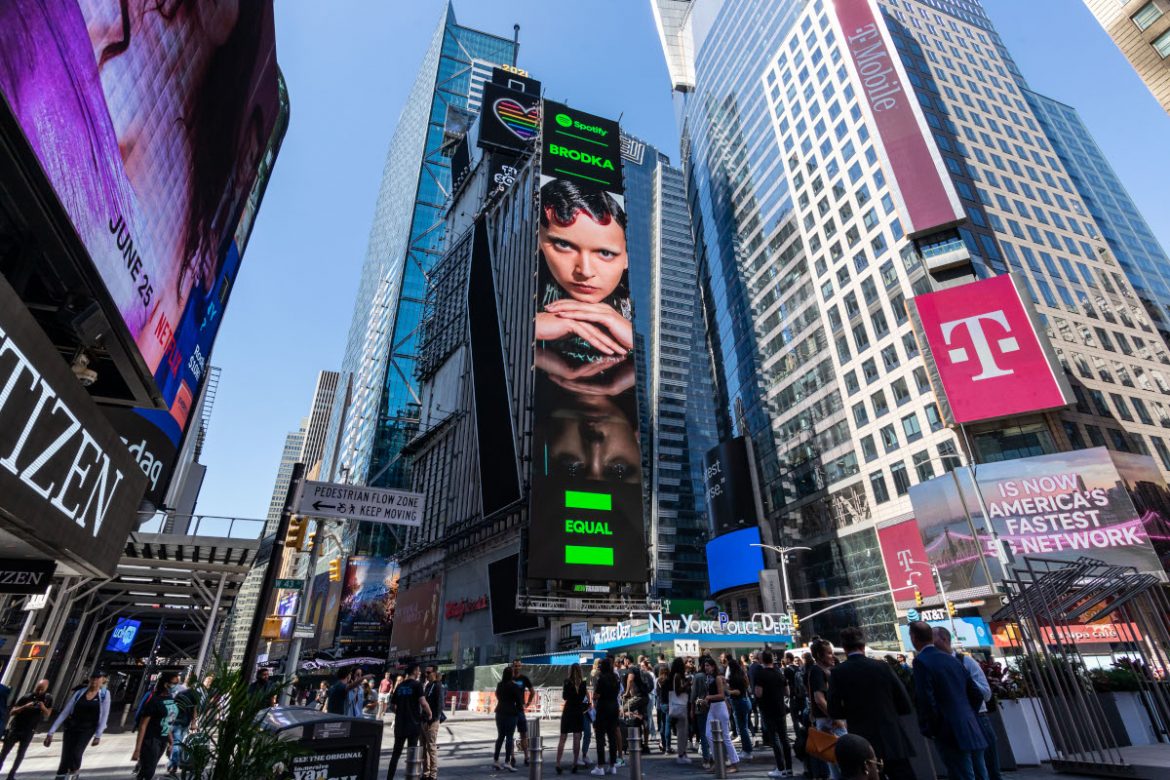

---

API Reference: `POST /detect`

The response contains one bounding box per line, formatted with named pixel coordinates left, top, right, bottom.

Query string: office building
left=300, top=370, right=341, bottom=476
left=1085, top=0, right=1170, bottom=116
left=655, top=0, right=1170, bottom=643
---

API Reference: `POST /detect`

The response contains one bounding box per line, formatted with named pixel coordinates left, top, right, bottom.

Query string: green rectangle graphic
left=565, top=545, right=614, bottom=566
left=564, top=490, right=611, bottom=511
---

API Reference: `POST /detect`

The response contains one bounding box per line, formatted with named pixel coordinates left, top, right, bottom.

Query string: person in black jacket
left=493, top=668, right=525, bottom=771
left=827, top=627, right=917, bottom=780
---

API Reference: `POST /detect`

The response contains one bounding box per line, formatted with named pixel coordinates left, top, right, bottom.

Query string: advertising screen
left=877, top=518, right=937, bottom=600
left=488, top=554, right=540, bottom=635
left=105, top=617, right=141, bottom=653
left=706, top=527, right=765, bottom=595
left=0, top=0, right=279, bottom=398
left=908, top=273, right=1073, bottom=425
left=528, top=100, right=647, bottom=584
left=388, top=578, right=442, bottom=658
left=479, top=81, right=540, bottom=154
left=305, top=570, right=344, bottom=651
left=703, top=437, right=758, bottom=534
left=337, top=557, right=399, bottom=644
left=827, top=0, right=964, bottom=236
left=910, top=447, right=1166, bottom=593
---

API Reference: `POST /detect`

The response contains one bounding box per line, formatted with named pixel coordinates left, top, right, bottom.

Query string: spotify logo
left=555, top=113, right=572, bottom=127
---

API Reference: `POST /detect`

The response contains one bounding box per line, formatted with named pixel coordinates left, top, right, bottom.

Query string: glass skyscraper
left=321, top=6, right=516, bottom=556
left=656, top=0, right=1170, bottom=643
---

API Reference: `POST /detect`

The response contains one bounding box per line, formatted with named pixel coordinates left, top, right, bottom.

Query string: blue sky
left=194, top=0, right=1170, bottom=522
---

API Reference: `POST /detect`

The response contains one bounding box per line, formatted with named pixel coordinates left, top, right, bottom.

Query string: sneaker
left=492, top=763, right=502, bottom=771
left=590, top=768, right=606, bottom=777
left=609, top=768, right=618, bottom=776
left=727, top=764, right=739, bottom=774
left=506, top=764, right=518, bottom=773
left=676, top=756, right=693, bottom=764
left=769, top=771, right=785, bottom=779
left=615, top=758, right=627, bottom=768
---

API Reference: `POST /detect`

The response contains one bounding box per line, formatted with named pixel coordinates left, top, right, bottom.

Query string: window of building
left=924, top=402, right=943, bottom=431
left=872, top=389, right=890, bottom=417
left=892, top=378, right=912, bottom=406
left=844, top=370, right=860, bottom=395
left=1153, top=437, right=1170, bottom=470
left=1156, top=29, right=1170, bottom=57
left=863, top=358, right=880, bottom=384
left=882, top=344, right=900, bottom=371
left=938, top=440, right=962, bottom=472
left=853, top=402, right=869, bottom=427
left=853, top=322, right=870, bottom=350
left=861, top=434, right=878, bottom=462
left=891, top=462, right=911, bottom=495
left=913, top=450, right=935, bottom=482
left=1109, top=428, right=1133, bottom=452
left=1111, top=393, right=1135, bottom=422
left=870, top=472, right=890, bottom=504
left=902, top=412, right=923, bottom=442
left=880, top=424, right=899, bottom=452
left=1086, top=424, right=1106, bottom=447
left=1133, top=2, right=1164, bottom=31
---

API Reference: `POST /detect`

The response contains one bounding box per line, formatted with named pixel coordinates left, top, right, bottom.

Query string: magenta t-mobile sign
left=908, top=274, right=1074, bottom=424
left=829, top=0, right=965, bottom=236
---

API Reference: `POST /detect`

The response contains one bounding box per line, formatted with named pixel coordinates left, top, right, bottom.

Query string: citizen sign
left=0, top=277, right=146, bottom=577
left=908, top=273, right=1074, bottom=424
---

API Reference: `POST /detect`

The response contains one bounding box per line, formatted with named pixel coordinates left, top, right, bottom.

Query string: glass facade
left=321, top=7, right=516, bottom=556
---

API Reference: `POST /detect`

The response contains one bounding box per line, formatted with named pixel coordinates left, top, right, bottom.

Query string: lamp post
left=902, top=557, right=960, bottom=642
left=750, top=543, right=811, bottom=613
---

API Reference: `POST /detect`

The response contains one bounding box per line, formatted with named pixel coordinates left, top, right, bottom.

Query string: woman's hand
left=42, top=735, right=52, bottom=748
left=535, top=312, right=625, bottom=355
left=91, top=737, right=101, bottom=747
left=131, top=750, right=140, bottom=762
left=544, top=300, right=633, bottom=351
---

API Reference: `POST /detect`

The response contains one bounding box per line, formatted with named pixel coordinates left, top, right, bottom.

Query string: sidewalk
left=4, top=714, right=1060, bottom=779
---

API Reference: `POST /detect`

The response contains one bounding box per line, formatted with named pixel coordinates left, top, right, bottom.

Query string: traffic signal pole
left=241, top=462, right=303, bottom=679
left=280, top=517, right=324, bottom=705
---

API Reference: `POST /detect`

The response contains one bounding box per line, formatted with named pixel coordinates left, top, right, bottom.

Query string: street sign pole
left=242, top=462, right=303, bottom=679
left=281, top=516, right=324, bottom=705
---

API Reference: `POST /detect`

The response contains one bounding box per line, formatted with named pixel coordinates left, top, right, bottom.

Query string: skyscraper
left=321, top=6, right=517, bottom=525
left=300, top=370, right=341, bottom=475
left=623, top=135, right=720, bottom=610
left=656, top=0, right=1170, bottom=642
left=1084, top=0, right=1170, bottom=117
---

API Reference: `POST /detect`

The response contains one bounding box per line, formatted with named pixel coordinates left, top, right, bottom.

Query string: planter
left=1103, top=691, right=1158, bottom=746
left=998, top=698, right=1052, bottom=765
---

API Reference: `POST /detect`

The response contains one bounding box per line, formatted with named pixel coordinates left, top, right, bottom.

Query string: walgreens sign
left=908, top=273, right=1073, bottom=424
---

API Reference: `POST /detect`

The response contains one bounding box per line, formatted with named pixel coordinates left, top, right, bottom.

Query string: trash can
left=264, top=707, right=384, bottom=780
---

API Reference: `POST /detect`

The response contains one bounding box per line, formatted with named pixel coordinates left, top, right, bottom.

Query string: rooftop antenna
left=512, top=24, right=520, bottom=66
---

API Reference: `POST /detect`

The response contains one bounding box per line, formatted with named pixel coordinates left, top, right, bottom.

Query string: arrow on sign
left=313, top=501, right=337, bottom=512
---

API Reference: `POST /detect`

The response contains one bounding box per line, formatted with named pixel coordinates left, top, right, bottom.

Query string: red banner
left=878, top=519, right=937, bottom=599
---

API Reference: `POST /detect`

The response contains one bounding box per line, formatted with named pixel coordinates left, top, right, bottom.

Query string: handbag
left=804, top=726, right=840, bottom=764
left=667, top=690, right=689, bottom=719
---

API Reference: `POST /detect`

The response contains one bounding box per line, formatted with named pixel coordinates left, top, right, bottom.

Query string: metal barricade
left=528, top=717, right=543, bottom=780
left=405, top=744, right=421, bottom=780
left=627, top=724, right=642, bottom=780
left=710, top=716, right=727, bottom=779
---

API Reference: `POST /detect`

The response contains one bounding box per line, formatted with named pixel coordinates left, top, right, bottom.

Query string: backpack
left=634, top=669, right=653, bottom=698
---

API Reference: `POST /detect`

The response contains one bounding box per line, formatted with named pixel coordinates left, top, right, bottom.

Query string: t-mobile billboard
left=908, top=273, right=1074, bottom=424
left=910, top=448, right=1166, bottom=593
left=828, top=0, right=964, bottom=236
left=877, top=518, right=937, bottom=601
left=0, top=0, right=279, bottom=400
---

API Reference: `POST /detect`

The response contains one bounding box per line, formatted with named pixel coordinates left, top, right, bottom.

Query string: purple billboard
left=0, top=0, right=279, bottom=407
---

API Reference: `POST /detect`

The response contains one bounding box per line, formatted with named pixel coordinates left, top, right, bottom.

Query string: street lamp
left=900, top=557, right=960, bottom=641
left=750, top=543, right=811, bottom=613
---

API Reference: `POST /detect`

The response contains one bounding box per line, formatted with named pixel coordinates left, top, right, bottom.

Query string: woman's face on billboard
left=539, top=211, right=627, bottom=304
left=546, top=395, right=641, bottom=484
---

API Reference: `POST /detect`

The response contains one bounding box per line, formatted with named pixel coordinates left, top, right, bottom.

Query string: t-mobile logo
left=940, top=310, right=1020, bottom=380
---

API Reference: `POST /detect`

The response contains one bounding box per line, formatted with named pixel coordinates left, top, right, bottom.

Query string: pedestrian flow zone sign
left=296, top=480, right=424, bottom=527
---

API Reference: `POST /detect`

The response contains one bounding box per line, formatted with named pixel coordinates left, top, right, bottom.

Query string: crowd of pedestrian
left=486, top=623, right=1003, bottom=780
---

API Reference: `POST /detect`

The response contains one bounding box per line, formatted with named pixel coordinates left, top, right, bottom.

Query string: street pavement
left=4, top=712, right=1060, bottom=779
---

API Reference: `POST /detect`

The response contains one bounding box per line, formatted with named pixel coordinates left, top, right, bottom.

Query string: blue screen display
left=105, top=618, right=141, bottom=654
left=706, top=527, right=765, bottom=594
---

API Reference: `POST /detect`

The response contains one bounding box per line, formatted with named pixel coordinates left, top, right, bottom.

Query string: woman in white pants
left=696, top=656, right=739, bottom=774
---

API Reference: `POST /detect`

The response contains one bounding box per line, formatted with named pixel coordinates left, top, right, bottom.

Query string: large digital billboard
left=703, top=437, right=759, bottom=534
left=910, top=448, right=1166, bottom=593
left=706, top=527, right=765, bottom=595
left=877, top=518, right=937, bottom=601
left=488, top=554, right=540, bottom=635
left=908, top=273, right=1074, bottom=425
left=337, top=557, right=399, bottom=645
left=827, top=0, right=964, bottom=236
left=528, top=100, right=648, bottom=584
left=0, top=0, right=279, bottom=399
left=388, top=578, right=442, bottom=658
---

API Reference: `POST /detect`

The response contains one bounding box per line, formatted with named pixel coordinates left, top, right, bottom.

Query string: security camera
left=71, top=352, right=98, bottom=386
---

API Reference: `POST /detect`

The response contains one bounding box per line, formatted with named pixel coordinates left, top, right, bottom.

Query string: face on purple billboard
left=0, top=0, right=277, bottom=405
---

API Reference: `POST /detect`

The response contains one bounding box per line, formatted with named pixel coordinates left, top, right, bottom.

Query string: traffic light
left=328, top=558, right=342, bottom=582
left=947, top=600, right=957, bottom=617
left=789, top=611, right=800, bottom=632
left=306, top=529, right=317, bottom=549
left=285, top=515, right=307, bottom=549
left=914, top=589, right=924, bottom=607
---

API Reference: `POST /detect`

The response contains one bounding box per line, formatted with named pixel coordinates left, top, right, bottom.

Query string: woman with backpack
left=666, top=658, right=691, bottom=765
left=43, top=670, right=110, bottom=779
left=555, top=663, right=589, bottom=774
left=724, top=655, right=754, bottom=762
left=133, top=671, right=181, bottom=780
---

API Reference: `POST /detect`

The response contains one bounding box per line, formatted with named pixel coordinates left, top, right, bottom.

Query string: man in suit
left=908, top=621, right=987, bottom=780
left=827, top=627, right=917, bottom=780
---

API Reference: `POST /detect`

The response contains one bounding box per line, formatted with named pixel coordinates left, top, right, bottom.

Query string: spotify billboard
left=528, top=100, right=647, bottom=583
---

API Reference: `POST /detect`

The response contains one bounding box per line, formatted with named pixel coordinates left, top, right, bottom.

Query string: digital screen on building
left=706, top=527, right=765, bottom=595
left=388, top=578, right=442, bottom=658
left=704, top=437, right=758, bottom=534
left=0, top=1, right=279, bottom=401
left=910, top=447, right=1166, bottom=593
left=479, top=81, right=540, bottom=154
left=528, top=100, right=646, bottom=584
left=908, top=273, right=1073, bottom=424
left=337, top=557, right=399, bottom=645
left=488, top=554, right=540, bottom=635
left=105, top=618, right=141, bottom=654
